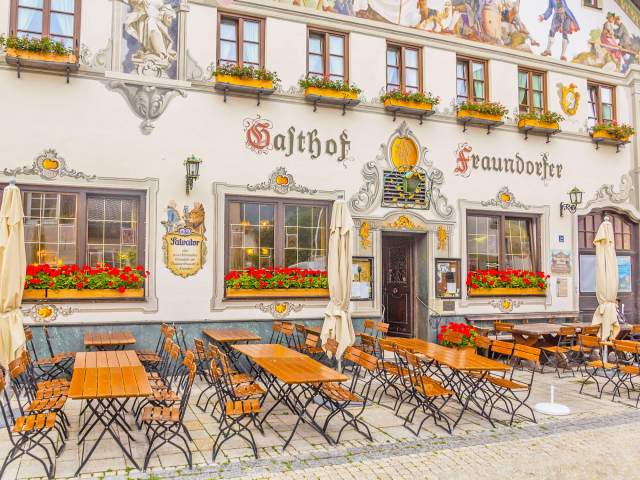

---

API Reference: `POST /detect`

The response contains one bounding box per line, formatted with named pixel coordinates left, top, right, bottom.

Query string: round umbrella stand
left=534, top=386, right=571, bottom=416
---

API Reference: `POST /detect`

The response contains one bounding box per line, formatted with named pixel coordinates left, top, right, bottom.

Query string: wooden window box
left=4, top=48, right=79, bottom=81
left=456, top=110, right=504, bottom=133
left=304, top=87, right=360, bottom=113
left=517, top=118, right=560, bottom=143
left=23, top=288, right=145, bottom=301
left=467, top=287, right=546, bottom=297
left=214, top=74, right=275, bottom=104
left=23, top=290, right=47, bottom=300
left=226, top=288, right=329, bottom=299
left=591, top=130, right=631, bottom=152
left=383, top=98, right=435, bottom=123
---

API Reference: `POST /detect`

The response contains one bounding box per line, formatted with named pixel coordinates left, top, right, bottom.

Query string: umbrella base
left=534, top=402, right=571, bottom=416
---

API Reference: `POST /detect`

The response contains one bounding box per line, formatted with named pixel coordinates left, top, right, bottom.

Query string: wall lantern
left=184, top=155, right=202, bottom=195
left=560, top=187, right=583, bottom=217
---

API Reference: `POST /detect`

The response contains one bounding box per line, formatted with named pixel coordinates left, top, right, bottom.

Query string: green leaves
left=592, top=121, right=635, bottom=140
left=517, top=110, right=564, bottom=124
left=298, top=76, right=361, bottom=95
left=379, top=89, right=440, bottom=105
left=457, top=101, right=508, bottom=117
left=0, top=35, right=70, bottom=55
left=214, top=64, right=280, bottom=85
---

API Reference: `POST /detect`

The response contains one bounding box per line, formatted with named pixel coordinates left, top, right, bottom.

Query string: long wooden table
left=204, top=328, right=262, bottom=370
left=68, top=351, right=152, bottom=475
left=233, top=344, right=347, bottom=449
left=84, top=331, right=136, bottom=351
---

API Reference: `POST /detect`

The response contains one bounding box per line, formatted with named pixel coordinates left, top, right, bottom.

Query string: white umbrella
left=591, top=215, right=620, bottom=342
left=320, top=201, right=355, bottom=361
left=0, top=180, right=26, bottom=369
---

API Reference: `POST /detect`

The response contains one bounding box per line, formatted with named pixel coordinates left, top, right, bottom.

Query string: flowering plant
left=592, top=121, right=635, bottom=140
left=225, top=267, right=328, bottom=290
left=466, top=269, right=549, bottom=290
left=299, top=76, right=361, bottom=95
left=438, top=322, right=478, bottom=348
left=457, top=101, right=508, bottom=118
left=517, top=110, right=564, bottom=124
left=380, top=89, right=440, bottom=105
left=214, top=64, right=280, bottom=86
left=25, top=264, right=149, bottom=293
left=0, top=35, right=70, bottom=55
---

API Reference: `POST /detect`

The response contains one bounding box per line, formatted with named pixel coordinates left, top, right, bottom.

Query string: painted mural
left=277, top=0, right=640, bottom=72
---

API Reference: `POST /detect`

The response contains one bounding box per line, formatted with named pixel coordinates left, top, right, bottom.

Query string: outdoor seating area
left=2, top=319, right=640, bottom=479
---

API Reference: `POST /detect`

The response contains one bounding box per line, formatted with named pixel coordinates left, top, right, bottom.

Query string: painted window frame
left=456, top=56, right=489, bottom=104
left=224, top=195, right=332, bottom=281
left=217, top=12, right=266, bottom=69
left=587, top=81, right=616, bottom=125
left=517, top=68, right=547, bottom=114
left=582, top=0, right=601, bottom=9
left=466, top=211, right=541, bottom=273
left=9, top=0, right=82, bottom=52
left=386, top=42, right=423, bottom=93
left=306, top=27, right=349, bottom=82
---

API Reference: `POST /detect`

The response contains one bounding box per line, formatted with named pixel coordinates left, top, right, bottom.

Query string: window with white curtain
left=12, top=0, right=80, bottom=51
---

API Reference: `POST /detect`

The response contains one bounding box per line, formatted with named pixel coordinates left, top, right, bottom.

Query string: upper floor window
left=583, top=0, right=600, bottom=8
left=456, top=57, right=487, bottom=103
left=218, top=14, right=264, bottom=68
left=10, top=0, right=81, bottom=51
left=518, top=68, right=546, bottom=114
left=386, top=44, right=421, bottom=93
left=587, top=82, right=615, bottom=127
left=307, top=29, right=347, bottom=82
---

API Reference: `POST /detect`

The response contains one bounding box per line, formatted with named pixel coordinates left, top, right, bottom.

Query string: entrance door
left=382, top=235, right=414, bottom=337
left=578, top=210, right=638, bottom=323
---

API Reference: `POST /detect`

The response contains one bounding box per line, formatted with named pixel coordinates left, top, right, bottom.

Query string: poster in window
left=351, top=257, right=373, bottom=301
left=435, top=258, right=461, bottom=299
left=161, top=201, right=207, bottom=278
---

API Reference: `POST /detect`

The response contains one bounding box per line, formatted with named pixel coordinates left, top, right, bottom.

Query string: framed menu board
left=435, top=258, right=461, bottom=299
left=352, top=257, right=374, bottom=301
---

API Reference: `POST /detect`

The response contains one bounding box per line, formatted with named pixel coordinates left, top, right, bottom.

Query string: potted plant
left=517, top=111, right=564, bottom=131
left=299, top=76, right=361, bottom=100
left=23, top=264, right=148, bottom=300
left=214, top=64, right=280, bottom=90
left=1, top=35, right=77, bottom=67
left=457, top=101, right=508, bottom=122
left=380, top=90, right=439, bottom=114
left=225, top=267, right=329, bottom=298
left=467, top=269, right=549, bottom=297
left=438, top=322, right=478, bottom=350
left=591, top=121, right=635, bottom=144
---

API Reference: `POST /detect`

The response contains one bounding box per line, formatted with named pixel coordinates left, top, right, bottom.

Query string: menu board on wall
left=352, top=257, right=373, bottom=301
left=161, top=201, right=207, bottom=278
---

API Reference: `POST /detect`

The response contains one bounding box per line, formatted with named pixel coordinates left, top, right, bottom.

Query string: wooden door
left=382, top=235, right=414, bottom=337
left=578, top=210, right=638, bottom=323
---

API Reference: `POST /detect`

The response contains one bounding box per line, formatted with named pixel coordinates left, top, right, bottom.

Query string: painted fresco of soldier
left=538, top=0, right=580, bottom=61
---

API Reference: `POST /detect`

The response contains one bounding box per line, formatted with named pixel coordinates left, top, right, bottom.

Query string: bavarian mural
left=278, top=0, right=640, bottom=73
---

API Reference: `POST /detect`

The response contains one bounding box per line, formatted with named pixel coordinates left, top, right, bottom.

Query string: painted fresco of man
left=538, top=0, right=580, bottom=61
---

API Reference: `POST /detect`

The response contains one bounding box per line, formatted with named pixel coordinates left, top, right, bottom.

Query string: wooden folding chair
left=301, top=333, right=324, bottom=359
left=611, top=340, right=640, bottom=407
left=540, top=326, right=577, bottom=377
left=490, top=321, right=514, bottom=342
left=23, top=327, right=73, bottom=381
left=375, top=322, right=390, bottom=339
left=268, top=322, right=283, bottom=343
left=577, top=334, right=616, bottom=398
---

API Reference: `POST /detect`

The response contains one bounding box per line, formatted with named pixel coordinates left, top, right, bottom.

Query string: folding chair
left=540, top=326, right=577, bottom=377
left=490, top=321, right=514, bottom=342
left=137, top=323, right=168, bottom=358
left=193, top=338, right=212, bottom=381
left=611, top=340, right=640, bottom=407
left=578, top=334, right=616, bottom=398
left=140, top=326, right=175, bottom=373
left=629, top=325, right=640, bottom=341
left=301, top=333, right=324, bottom=360
left=375, top=322, right=389, bottom=339
left=23, top=327, right=72, bottom=381
left=141, top=351, right=197, bottom=470
left=581, top=325, right=601, bottom=336
left=293, top=324, right=308, bottom=351
left=268, top=322, right=283, bottom=343
left=361, top=319, right=376, bottom=337
left=371, top=339, right=408, bottom=408
left=474, top=335, right=493, bottom=357
left=278, top=322, right=296, bottom=348
left=0, top=367, right=64, bottom=480
left=359, top=333, right=376, bottom=356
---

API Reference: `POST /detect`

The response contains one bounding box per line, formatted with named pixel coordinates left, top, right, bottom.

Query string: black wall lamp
left=560, top=187, right=583, bottom=217
left=184, top=155, right=202, bottom=195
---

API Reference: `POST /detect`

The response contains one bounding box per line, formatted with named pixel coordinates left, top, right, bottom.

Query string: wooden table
left=84, top=331, right=136, bottom=351
left=68, top=351, right=152, bottom=475
left=387, top=337, right=510, bottom=429
left=511, top=323, right=563, bottom=346
left=303, top=325, right=362, bottom=337
left=204, top=328, right=262, bottom=370
left=562, top=322, right=632, bottom=336
left=234, top=344, right=347, bottom=449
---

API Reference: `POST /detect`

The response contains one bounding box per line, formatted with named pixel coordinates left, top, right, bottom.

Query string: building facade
left=3, top=0, right=640, bottom=347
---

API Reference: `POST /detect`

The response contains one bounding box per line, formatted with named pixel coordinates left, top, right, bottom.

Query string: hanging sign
left=161, top=201, right=207, bottom=278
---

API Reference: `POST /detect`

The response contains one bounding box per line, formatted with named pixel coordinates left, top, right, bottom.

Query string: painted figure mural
left=277, top=0, right=640, bottom=73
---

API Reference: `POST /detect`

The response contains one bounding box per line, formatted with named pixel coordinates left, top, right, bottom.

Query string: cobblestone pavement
left=1, top=367, right=638, bottom=480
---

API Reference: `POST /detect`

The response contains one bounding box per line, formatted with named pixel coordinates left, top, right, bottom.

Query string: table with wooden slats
left=303, top=325, right=362, bottom=338
left=69, top=351, right=152, bottom=475
left=204, top=328, right=262, bottom=371
left=83, top=331, right=137, bottom=351
left=234, top=344, right=347, bottom=449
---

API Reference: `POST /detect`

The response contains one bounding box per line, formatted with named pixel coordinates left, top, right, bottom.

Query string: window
left=226, top=197, right=330, bottom=272
left=218, top=14, right=264, bottom=68
left=456, top=57, right=487, bottom=104
left=307, top=29, right=347, bottom=82
left=518, top=68, right=546, bottom=114
left=587, top=82, right=615, bottom=127
left=18, top=186, right=145, bottom=268
left=466, top=213, right=539, bottom=272
left=10, top=0, right=81, bottom=51
left=583, top=0, right=600, bottom=8
left=386, top=44, right=421, bottom=93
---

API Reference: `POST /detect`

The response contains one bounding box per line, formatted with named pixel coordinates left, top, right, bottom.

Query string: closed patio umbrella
left=320, top=201, right=355, bottom=361
left=591, top=215, right=620, bottom=342
left=0, top=180, right=26, bottom=369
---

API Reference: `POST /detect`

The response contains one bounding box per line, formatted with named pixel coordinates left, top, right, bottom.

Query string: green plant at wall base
left=298, top=76, right=362, bottom=95
left=214, top=64, right=280, bottom=85
left=0, top=35, right=70, bottom=55
left=592, top=121, right=635, bottom=140
left=380, top=89, right=440, bottom=105
left=517, top=110, right=565, bottom=124
left=457, top=101, right=508, bottom=117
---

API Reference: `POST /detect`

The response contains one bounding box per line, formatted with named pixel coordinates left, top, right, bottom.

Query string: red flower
left=117, top=286, right=126, bottom=293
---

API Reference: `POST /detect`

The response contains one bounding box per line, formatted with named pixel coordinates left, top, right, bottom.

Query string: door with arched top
left=578, top=210, right=638, bottom=323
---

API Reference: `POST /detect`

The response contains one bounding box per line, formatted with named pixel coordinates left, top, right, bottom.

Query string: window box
left=591, top=130, right=630, bottom=145
left=23, top=290, right=47, bottom=300
left=226, top=287, right=329, bottom=299
left=4, top=48, right=79, bottom=77
left=304, top=87, right=360, bottom=110
left=383, top=98, right=435, bottom=115
left=517, top=118, right=560, bottom=142
left=457, top=109, right=504, bottom=125
left=468, top=287, right=546, bottom=297
left=215, top=74, right=274, bottom=91
left=47, top=288, right=145, bottom=300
